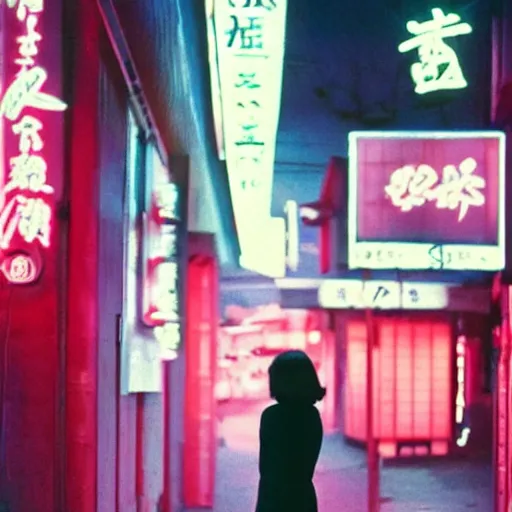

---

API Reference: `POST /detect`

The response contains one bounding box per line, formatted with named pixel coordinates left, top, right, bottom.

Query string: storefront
left=215, top=305, right=337, bottom=433
left=322, top=281, right=491, bottom=456
left=272, top=132, right=505, bottom=469
left=0, top=1, right=237, bottom=511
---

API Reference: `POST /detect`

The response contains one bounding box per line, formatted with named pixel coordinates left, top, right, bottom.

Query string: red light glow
left=344, top=317, right=452, bottom=457
left=0, top=0, right=67, bottom=284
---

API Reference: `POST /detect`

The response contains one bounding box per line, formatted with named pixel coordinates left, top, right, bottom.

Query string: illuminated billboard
left=348, top=131, right=505, bottom=271
left=207, top=0, right=288, bottom=277
left=399, top=7, right=472, bottom=95
left=0, top=0, right=67, bottom=284
left=142, top=148, right=184, bottom=361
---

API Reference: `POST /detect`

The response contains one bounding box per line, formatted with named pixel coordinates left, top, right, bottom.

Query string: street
left=188, top=401, right=493, bottom=512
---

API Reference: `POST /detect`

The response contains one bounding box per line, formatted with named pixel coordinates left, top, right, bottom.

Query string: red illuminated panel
left=344, top=321, right=368, bottom=441
left=0, top=1, right=67, bottom=284
left=344, top=317, right=452, bottom=454
left=355, top=137, right=501, bottom=244
left=378, top=320, right=396, bottom=440
left=184, top=257, right=218, bottom=508
left=348, top=132, right=505, bottom=271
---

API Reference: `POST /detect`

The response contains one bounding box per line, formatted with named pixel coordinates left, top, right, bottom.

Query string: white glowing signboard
left=208, top=0, right=288, bottom=277
left=348, top=131, right=505, bottom=271
left=399, top=8, right=472, bottom=95
left=318, top=279, right=490, bottom=314
left=0, top=0, right=67, bottom=284
left=142, top=149, right=182, bottom=361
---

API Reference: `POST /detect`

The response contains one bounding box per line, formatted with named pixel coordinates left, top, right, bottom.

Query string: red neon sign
left=348, top=132, right=505, bottom=271
left=0, top=0, right=67, bottom=284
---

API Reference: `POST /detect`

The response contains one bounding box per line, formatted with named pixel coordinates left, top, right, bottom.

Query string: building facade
left=0, top=1, right=237, bottom=511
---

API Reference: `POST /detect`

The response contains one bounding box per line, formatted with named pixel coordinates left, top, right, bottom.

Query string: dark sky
left=276, top=0, right=493, bottom=167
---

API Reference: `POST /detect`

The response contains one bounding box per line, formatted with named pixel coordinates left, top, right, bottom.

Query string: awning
left=275, top=278, right=491, bottom=314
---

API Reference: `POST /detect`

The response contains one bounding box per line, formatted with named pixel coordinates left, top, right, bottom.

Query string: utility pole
left=364, top=270, right=380, bottom=512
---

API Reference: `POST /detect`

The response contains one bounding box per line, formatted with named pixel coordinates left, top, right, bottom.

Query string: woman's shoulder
left=261, top=403, right=321, bottom=419
left=261, top=403, right=280, bottom=418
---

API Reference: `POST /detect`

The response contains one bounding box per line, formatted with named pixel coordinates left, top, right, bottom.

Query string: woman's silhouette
left=255, top=350, right=325, bottom=512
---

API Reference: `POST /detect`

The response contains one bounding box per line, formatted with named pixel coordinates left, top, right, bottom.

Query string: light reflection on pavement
left=187, top=401, right=493, bottom=512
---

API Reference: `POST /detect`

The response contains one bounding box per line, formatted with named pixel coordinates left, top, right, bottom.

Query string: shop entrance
left=215, top=305, right=336, bottom=452
left=338, top=311, right=493, bottom=510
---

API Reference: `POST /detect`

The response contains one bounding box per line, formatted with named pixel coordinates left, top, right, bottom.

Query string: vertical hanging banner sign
left=142, top=148, right=184, bottom=361
left=0, top=0, right=67, bottom=284
left=211, top=0, right=288, bottom=277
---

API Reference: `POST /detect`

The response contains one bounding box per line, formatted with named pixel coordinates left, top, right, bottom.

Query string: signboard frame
left=348, top=131, right=506, bottom=271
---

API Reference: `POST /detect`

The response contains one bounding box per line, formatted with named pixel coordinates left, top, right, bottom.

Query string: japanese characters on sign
left=212, top=0, right=287, bottom=276
left=142, top=151, right=182, bottom=361
left=0, top=0, right=67, bottom=284
left=348, top=131, right=505, bottom=272
left=318, top=279, right=491, bottom=314
left=385, top=157, right=485, bottom=222
left=399, top=8, right=472, bottom=95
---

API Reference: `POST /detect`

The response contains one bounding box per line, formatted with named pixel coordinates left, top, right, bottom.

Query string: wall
left=114, top=0, right=240, bottom=268
left=65, top=1, right=101, bottom=510
left=97, top=35, right=141, bottom=512
left=64, top=2, right=167, bottom=511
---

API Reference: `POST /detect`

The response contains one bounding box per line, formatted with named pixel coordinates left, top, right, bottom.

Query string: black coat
left=255, top=402, right=323, bottom=512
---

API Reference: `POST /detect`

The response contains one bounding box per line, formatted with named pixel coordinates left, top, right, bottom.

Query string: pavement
left=187, top=403, right=493, bottom=512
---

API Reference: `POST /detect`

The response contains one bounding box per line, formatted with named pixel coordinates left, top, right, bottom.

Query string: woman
left=255, top=350, right=326, bottom=512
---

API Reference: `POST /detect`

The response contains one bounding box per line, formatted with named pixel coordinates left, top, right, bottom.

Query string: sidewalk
left=188, top=432, right=493, bottom=512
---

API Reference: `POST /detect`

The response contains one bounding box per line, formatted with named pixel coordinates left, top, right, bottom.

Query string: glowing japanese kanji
left=5, top=153, right=52, bottom=194
left=159, top=225, right=178, bottom=258
left=13, top=115, right=44, bottom=153
left=154, top=322, right=181, bottom=353
left=235, top=72, right=261, bottom=89
left=0, top=66, right=67, bottom=121
left=0, top=195, right=51, bottom=248
left=384, top=157, right=485, bottom=222
left=3, top=254, right=35, bottom=283
left=226, top=15, right=264, bottom=50
left=398, top=8, right=472, bottom=95
left=151, top=261, right=179, bottom=321
left=16, top=14, right=41, bottom=69
left=154, top=289, right=179, bottom=318
left=429, top=157, right=485, bottom=221
left=229, top=0, right=277, bottom=10
left=155, top=183, right=179, bottom=220
left=4, top=0, right=43, bottom=22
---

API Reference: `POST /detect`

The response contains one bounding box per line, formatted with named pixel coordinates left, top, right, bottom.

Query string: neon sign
left=142, top=150, right=182, bottom=361
left=455, top=336, right=471, bottom=447
left=208, top=0, right=288, bottom=277
left=399, top=8, right=472, bottom=95
left=0, top=251, right=41, bottom=283
left=384, top=157, right=485, bottom=221
left=348, top=131, right=506, bottom=272
left=455, top=337, right=466, bottom=424
left=0, top=0, right=67, bottom=284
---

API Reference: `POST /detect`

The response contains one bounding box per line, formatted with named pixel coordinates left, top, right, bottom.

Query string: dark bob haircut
left=268, top=350, right=326, bottom=404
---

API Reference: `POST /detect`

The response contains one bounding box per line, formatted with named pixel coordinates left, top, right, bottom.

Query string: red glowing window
left=344, top=317, right=452, bottom=456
